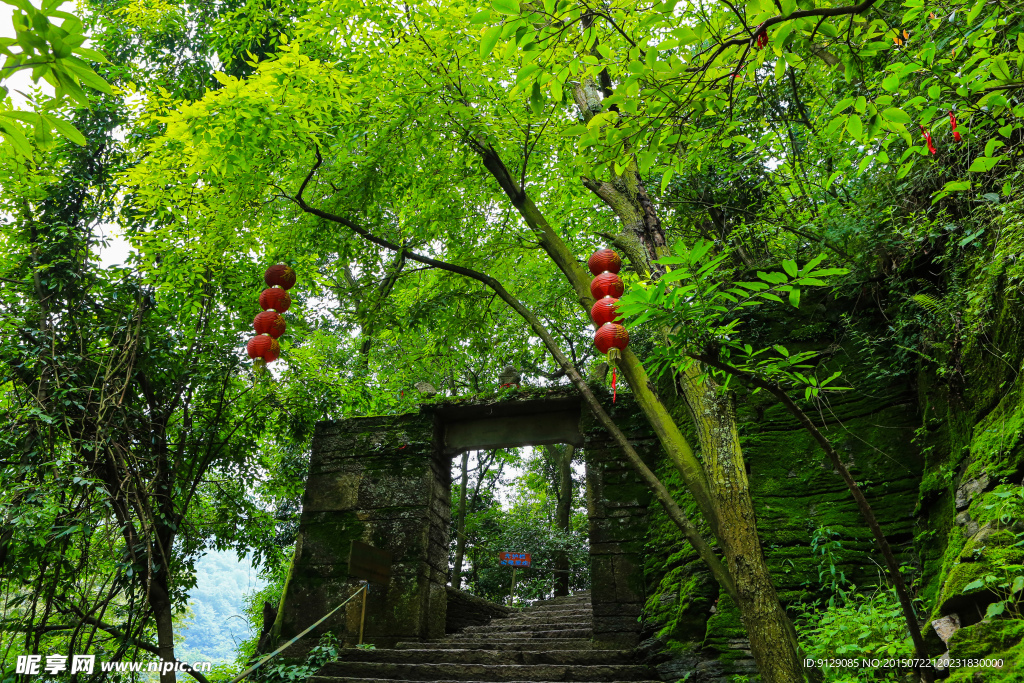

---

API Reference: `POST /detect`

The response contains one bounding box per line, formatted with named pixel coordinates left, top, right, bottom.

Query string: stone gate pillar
left=274, top=412, right=450, bottom=649
left=581, top=395, right=658, bottom=648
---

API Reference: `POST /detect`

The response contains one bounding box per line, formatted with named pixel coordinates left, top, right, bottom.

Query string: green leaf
left=550, top=78, right=562, bottom=102
left=783, top=52, right=805, bottom=69
left=882, top=73, right=900, bottom=92
left=660, top=168, right=674, bottom=193
left=789, top=287, right=800, bottom=308
left=984, top=601, right=1006, bottom=619
left=846, top=114, right=862, bottom=140
left=40, top=113, right=86, bottom=145
left=0, top=119, right=33, bottom=157
left=881, top=107, right=912, bottom=124
left=470, top=9, right=492, bottom=24
left=969, top=156, right=1000, bottom=172
left=942, top=180, right=972, bottom=192
left=985, top=139, right=1005, bottom=158
left=492, top=0, right=521, bottom=15
left=480, top=25, right=501, bottom=58
left=758, top=270, right=788, bottom=284
left=799, top=253, right=826, bottom=275
left=71, top=46, right=108, bottom=63
left=831, top=97, right=854, bottom=115
left=62, top=59, right=112, bottom=93
left=782, top=259, right=798, bottom=277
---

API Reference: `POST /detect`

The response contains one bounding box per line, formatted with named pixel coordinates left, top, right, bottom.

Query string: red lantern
left=247, top=335, right=281, bottom=362
left=587, top=248, right=622, bottom=276
left=590, top=272, right=624, bottom=299
left=594, top=323, right=629, bottom=354
left=591, top=296, right=621, bottom=326
left=263, top=338, right=281, bottom=363
left=254, top=311, right=286, bottom=338
left=264, top=263, right=297, bottom=290
left=259, top=287, right=291, bottom=313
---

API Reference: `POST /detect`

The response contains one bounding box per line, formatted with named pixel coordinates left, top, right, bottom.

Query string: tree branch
left=285, top=148, right=739, bottom=602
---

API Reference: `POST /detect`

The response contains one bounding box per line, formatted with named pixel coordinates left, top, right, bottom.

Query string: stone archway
left=272, top=391, right=661, bottom=651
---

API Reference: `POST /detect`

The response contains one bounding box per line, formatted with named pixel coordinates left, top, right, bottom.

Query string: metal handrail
left=228, top=583, right=367, bottom=683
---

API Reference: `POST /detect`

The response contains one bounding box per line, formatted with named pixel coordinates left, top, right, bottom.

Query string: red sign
left=499, top=552, right=531, bottom=567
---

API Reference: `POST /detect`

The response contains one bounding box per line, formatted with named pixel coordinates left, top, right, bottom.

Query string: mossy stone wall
left=275, top=412, right=449, bottom=649
left=276, top=391, right=662, bottom=651
left=581, top=393, right=660, bottom=648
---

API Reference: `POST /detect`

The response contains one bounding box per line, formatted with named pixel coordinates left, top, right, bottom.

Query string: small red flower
left=756, top=32, right=768, bottom=49
left=920, top=125, right=937, bottom=154
left=949, top=111, right=962, bottom=142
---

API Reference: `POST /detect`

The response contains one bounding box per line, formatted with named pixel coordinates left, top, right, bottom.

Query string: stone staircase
left=311, top=591, right=661, bottom=683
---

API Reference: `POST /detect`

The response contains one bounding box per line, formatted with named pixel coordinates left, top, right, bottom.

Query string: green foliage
left=451, top=448, right=590, bottom=603
left=809, top=526, right=850, bottom=608
left=0, top=0, right=111, bottom=155
left=3, top=0, right=1024, bottom=672
left=793, top=526, right=924, bottom=680
left=795, top=586, right=917, bottom=681
left=255, top=632, right=339, bottom=683
left=960, top=485, right=1024, bottom=620
left=617, top=239, right=849, bottom=399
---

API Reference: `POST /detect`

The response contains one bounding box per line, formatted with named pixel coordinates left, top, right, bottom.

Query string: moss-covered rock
left=946, top=619, right=1024, bottom=682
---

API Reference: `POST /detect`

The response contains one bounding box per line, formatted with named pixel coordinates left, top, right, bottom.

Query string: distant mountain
left=176, top=550, right=267, bottom=664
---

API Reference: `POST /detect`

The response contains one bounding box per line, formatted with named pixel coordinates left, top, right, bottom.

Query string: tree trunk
left=452, top=450, right=470, bottom=590
left=553, top=446, right=573, bottom=596
left=150, top=577, right=178, bottom=683
left=678, top=367, right=807, bottom=682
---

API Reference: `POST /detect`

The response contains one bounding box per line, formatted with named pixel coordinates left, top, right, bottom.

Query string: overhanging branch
left=284, top=148, right=739, bottom=602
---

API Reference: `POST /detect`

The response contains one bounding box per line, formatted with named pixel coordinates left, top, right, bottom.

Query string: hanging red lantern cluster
left=588, top=248, right=628, bottom=401
left=247, top=263, right=297, bottom=368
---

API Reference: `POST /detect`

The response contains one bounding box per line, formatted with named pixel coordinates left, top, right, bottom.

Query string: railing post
left=358, top=583, right=368, bottom=645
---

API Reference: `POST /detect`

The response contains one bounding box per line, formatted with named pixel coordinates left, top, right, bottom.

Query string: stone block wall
left=581, top=394, right=658, bottom=648
left=274, top=391, right=662, bottom=652
left=274, top=412, right=450, bottom=649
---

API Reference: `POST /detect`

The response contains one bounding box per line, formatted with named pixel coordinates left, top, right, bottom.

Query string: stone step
left=313, top=679, right=660, bottom=683
left=337, top=650, right=632, bottom=665
left=529, top=598, right=591, bottom=607
left=316, top=663, right=654, bottom=681
left=459, top=621, right=592, bottom=634
left=507, top=606, right=592, bottom=615
left=447, top=629, right=593, bottom=640
left=499, top=610, right=592, bottom=619
left=398, top=640, right=601, bottom=651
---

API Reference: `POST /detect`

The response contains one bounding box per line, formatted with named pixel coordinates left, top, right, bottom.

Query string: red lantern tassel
left=950, top=112, right=962, bottom=142
left=612, top=366, right=617, bottom=403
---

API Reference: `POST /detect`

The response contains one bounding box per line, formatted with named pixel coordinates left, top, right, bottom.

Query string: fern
left=910, top=293, right=951, bottom=318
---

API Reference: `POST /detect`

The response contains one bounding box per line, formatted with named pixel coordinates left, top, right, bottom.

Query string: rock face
left=310, top=591, right=662, bottom=683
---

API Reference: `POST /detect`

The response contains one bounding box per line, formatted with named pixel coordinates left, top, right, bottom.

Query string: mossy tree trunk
left=472, top=137, right=813, bottom=681
left=550, top=445, right=574, bottom=596
left=678, top=366, right=807, bottom=682
left=452, top=450, right=471, bottom=590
